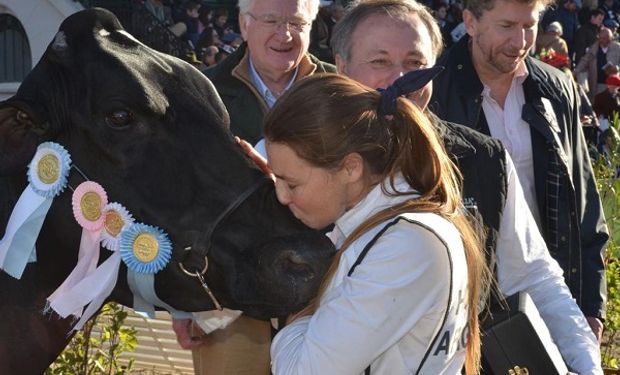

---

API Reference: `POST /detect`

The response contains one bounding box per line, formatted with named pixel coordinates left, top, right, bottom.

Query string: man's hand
left=586, top=316, right=603, bottom=343
left=172, top=318, right=204, bottom=350
left=235, top=137, right=275, bottom=181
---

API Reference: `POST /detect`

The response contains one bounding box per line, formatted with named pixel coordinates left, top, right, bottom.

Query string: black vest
left=437, top=119, right=508, bottom=274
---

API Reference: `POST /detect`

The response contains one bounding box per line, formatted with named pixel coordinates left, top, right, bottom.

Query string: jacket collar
left=440, top=35, right=484, bottom=97
left=230, top=43, right=318, bottom=101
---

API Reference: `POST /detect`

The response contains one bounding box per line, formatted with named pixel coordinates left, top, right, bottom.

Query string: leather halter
left=178, top=175, right=269, bottom=310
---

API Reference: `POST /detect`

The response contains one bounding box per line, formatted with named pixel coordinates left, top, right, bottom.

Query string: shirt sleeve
left=270, top=222, right=453, bottom=375
left=496, top=152, right=602, bottom=375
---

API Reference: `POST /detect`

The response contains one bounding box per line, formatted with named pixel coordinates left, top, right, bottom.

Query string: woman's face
left=266, top=142, right=354, bottom=230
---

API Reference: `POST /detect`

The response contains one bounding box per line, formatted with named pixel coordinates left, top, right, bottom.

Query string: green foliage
left=46, top=303, right=138, bottom=375
left=595, top=112, right=620, bottom=368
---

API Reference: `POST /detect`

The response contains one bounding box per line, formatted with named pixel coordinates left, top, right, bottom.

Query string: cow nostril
left=280, top=252, right=314, bottom=276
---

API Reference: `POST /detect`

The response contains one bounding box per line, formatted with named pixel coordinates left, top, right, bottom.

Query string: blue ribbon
left=0, top=142, right=71, bottom=279
left=378, top=65, right=445, bottom=116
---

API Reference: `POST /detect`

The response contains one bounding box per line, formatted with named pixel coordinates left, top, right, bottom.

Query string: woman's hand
left=172, top=318, right=204, bottom=350
left=235, top=137, right=275, bottom=182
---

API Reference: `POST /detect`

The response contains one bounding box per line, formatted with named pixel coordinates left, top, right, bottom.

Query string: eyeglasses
left=245, top=12, right=311, bottom=33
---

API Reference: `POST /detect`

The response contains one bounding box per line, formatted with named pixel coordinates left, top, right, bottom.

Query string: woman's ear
left=341, top=152, right=365, bottom=182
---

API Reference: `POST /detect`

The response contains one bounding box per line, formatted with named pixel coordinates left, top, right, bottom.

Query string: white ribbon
left=50, top=252, right=121, bottom=331
left=0, top=187, right=51, bottom=279
left=47, top=228, right=103, bottom=317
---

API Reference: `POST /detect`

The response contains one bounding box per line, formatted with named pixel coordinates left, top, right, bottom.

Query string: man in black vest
left=335, top=0, right=602, bottom=372
left=430, top=0, right=608, bottom=345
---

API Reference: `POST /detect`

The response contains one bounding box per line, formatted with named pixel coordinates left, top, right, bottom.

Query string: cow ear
left=0, top=104, right=48, bottom=175
left=48, top=31, right=72, bottom=63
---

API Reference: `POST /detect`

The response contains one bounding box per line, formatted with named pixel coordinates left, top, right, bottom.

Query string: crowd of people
left=151, top=0, right=614, bottom=374
left=143, top=0, right=244, bottom=67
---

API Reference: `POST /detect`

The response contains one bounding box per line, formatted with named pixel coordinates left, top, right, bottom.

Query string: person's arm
left=271, top=223, right=454, bottom=374
left=496, top=153, right=603, bottom=374
left=568, top=79, right=608, bottom=334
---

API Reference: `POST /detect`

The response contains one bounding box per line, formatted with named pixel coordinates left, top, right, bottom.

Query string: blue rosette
left=119, top=223, right=172, bottom=274
left=0, top=142, right=72, bottom=279
left=27, top=142, right=71, bottom=198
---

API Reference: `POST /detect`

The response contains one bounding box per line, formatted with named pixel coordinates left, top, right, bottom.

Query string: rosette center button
left=133, top=234, right=159, bottom=262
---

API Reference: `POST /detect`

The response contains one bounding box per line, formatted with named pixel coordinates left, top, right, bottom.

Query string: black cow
left=0, top=8, right=333, bottom=374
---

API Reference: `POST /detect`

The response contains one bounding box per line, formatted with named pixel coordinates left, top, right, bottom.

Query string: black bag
left=481, top=292, right=568, bottom=375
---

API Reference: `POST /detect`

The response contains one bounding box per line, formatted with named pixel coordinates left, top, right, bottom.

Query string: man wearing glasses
left=172, top=1, right=334, bottom=374
left=203, top=0, right=335, bottom=146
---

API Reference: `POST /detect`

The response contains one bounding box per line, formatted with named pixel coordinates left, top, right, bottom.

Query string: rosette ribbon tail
left=0, top=187, right=52, bottom=279
left=49, top=253, right=121, bottom=331
left=46, top=228, right=103, bottom=316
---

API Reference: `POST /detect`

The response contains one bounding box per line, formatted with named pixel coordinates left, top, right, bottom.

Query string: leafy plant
left=593, top=112, right=620, bottom=368
left=46, top=302, right=138, bottom=375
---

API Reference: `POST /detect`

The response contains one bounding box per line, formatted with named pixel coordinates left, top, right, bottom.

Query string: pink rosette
left=71, top=181, right=108, bottom=231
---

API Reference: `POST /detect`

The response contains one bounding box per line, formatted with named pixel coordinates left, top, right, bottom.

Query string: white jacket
left=271, top=176, right=470, bottom=374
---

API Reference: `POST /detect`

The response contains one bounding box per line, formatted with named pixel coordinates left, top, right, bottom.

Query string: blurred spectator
left=197, top=6, right=213, bottom=36
left=599, top=0, right=620, bottom=24
left=541, top=0, right=579, bottom=55
left=309, top=0, right=346, bottom=63
left=604, top=17, right=620, bottom=33
left=213, top=8, right=233, bottom=39
left=144, top=0, right=187, bottom=37
left=433, top=2, right=456, bottom=47
left=202, top=45, right=219, bottom=67
left=574, top=8, right=605, bottom=64
left=575, top=27, right=620, bottom=99
left=181, top=1, right=202, bottom=47
left=537, top=21, right=570, bottom=56
left=195, top=26, right=218, bottom=55
left=594, top=74, right=620, bottom=122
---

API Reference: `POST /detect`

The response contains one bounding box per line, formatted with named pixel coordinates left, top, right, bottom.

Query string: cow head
left=0, top=8, right=334, bottom=319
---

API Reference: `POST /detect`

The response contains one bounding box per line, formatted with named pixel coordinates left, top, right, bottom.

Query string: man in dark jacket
left=430, top=0, right=609, bottom=341
left=202, top=0, right=335, bottom=146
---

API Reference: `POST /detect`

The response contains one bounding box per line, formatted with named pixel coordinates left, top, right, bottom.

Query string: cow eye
left=106, top=109, right=133, bottom=128
left=16, top=110, right=30, bottom=122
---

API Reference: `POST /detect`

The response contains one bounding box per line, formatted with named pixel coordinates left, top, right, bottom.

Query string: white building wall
left=0, top=0, right=83, bottom=100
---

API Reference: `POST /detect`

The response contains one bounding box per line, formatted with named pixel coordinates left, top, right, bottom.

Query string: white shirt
left=481, top=63, right=542, bottom=227
left=249, top=58, right=298, bottom=109
left=271, top=176, right=470, bottom=374
left=498, top=153, right=602, bottom=374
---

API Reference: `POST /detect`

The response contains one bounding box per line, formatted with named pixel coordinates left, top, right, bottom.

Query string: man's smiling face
left=240, top=0, right=312, bottom=76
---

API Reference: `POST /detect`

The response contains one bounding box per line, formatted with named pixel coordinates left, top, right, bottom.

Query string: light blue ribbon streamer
left=0, top=187, right=52, bottom=279
left=127, top=270, right=192, bottom=319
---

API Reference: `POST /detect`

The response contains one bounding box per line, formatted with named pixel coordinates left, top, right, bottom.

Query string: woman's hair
left=264, top=73, right=489, bottom=375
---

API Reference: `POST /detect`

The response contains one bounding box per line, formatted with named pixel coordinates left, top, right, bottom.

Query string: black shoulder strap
left=347, top=216, right=454, bottom=375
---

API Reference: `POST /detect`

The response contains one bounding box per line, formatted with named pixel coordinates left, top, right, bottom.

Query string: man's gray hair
left=237, top=0, right=321, bottom=21
left=332, top=0, right=443, bottom=63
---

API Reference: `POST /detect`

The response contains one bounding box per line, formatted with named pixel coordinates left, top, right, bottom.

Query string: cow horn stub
left=51, top=31, right=68, bottom=53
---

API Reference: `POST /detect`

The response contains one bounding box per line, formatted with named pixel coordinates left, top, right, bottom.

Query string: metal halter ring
left=178, top=257, right=223, bottom=311
left=178, top=254, right=209, bottom=276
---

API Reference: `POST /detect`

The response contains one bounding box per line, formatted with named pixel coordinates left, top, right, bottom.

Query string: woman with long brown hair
left=259, top=71, right=489, bottom=374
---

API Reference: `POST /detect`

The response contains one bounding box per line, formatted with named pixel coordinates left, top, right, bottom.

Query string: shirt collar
left=334, top=174, right=419, bottom=240
left=481, top=61, right=529, bottom=97
left=248, top=58, right=299, bottom=108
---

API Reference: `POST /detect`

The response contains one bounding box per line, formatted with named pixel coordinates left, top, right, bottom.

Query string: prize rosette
left=101, top=203, right=134, bottom=252
left=72, top=181, right=108, bottom=231
left=120, top=223, right=172, bottom=274
left=48, top=181, right=110, bottom=317
left=27, top=142, right=71, bottom=199
left=0, top=142, right=71, bottom=279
